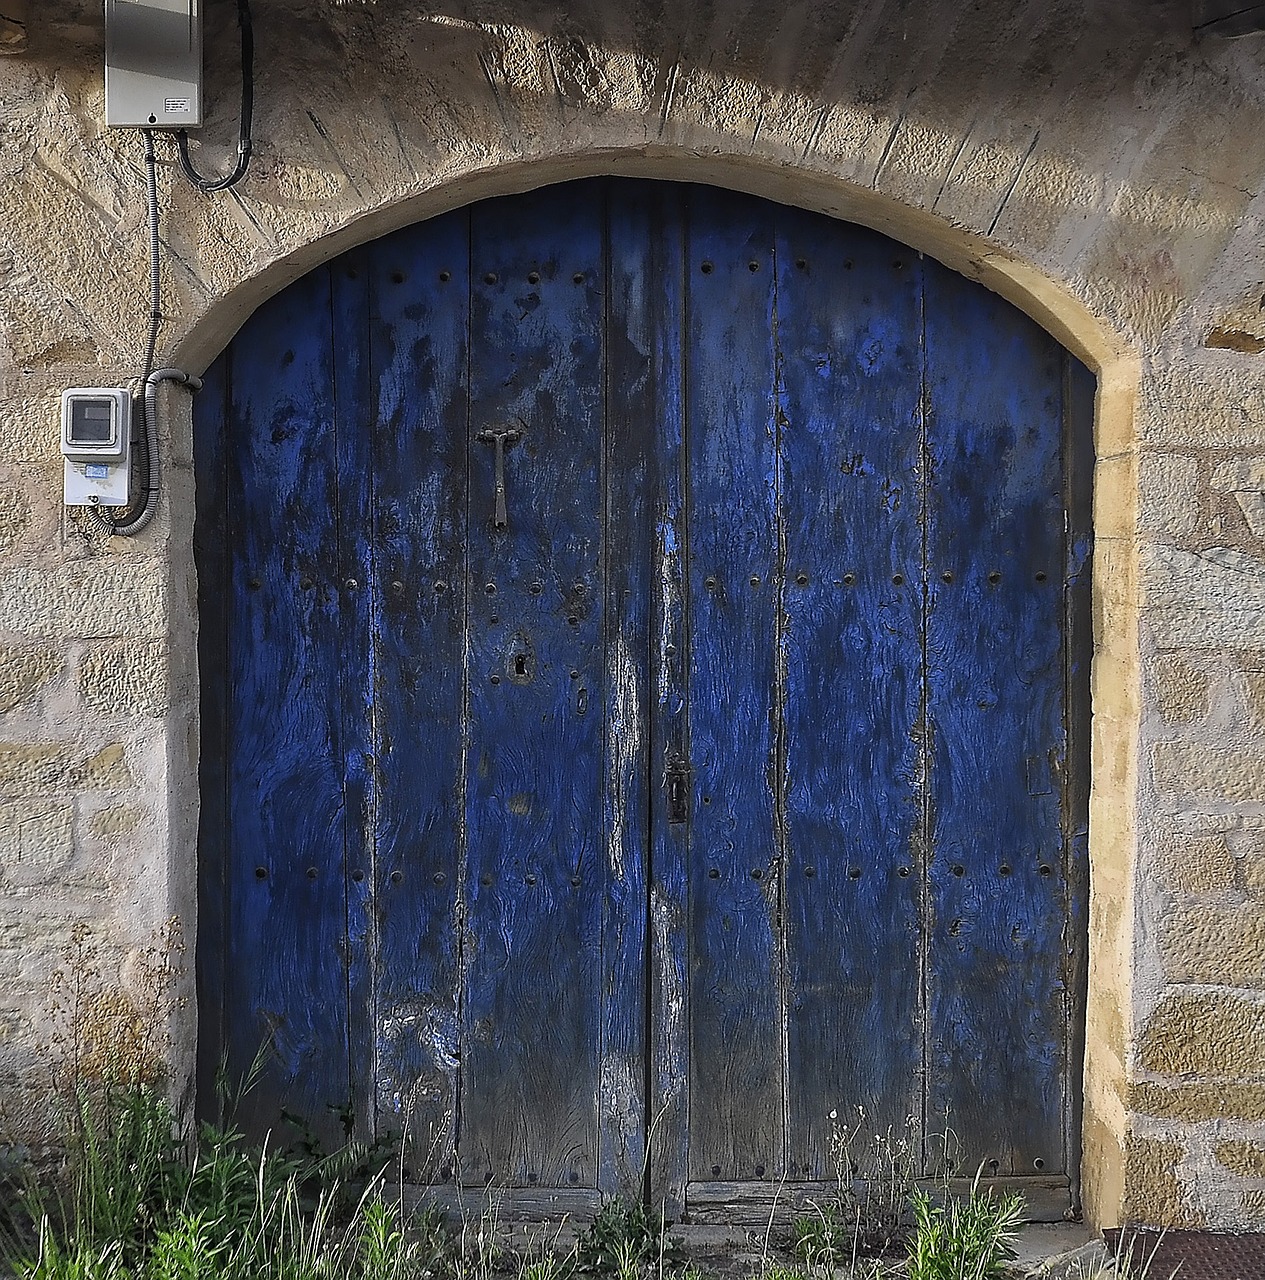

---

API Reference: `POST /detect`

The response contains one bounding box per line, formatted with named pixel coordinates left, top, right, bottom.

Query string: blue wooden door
left=195, top=179, right=1092, bottom=1218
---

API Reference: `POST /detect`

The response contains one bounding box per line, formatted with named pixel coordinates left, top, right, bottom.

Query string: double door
left=195, top=179, right=1092, bottom=1219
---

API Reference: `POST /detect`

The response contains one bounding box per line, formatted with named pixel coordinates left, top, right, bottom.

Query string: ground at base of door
left=492, top=1221, right=1098, bottom=1278
left=476, top=1220, right=1265, bottom=1279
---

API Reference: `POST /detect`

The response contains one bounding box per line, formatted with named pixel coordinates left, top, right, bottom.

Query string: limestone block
left=1247, top=855, right=1265, bottom=900
left=77, top=643, right=166, bottom=718
left=1152, top=741, right=1265, bottom=805
left=1142, top=361, right=1265, bottom=450
left=0, top=561, right=166, bottom=640
left=1217, top=1139, right=1265, bottom=1178
left=0, top=483, right=31, bottom=555
left=0, top=387, right=61, bottom=464
left=1144, top=544, right=1265, bottom=649
left=0, top=742, right=72, bottom=793
left=1139, top=453, right=1200, bottom=539
left=1121, top=1135, right=1206, bottom=1229
left=1153, top=830, right=1237, bottom=895
left=1138, top=991, right=1265, bottom=1079
left=88, top=804, right=142, bottom=838
left=1152, top=655, right=1210, bottom=724
left=1130, top=1081, right=1265, bottom=1122
left=1157, top=905, right=1265, bottom=987
left=0, top=800, right=73, bottom=882
left=0, top=645, right=59, bottom=713
left=73, top=744, right=131, bottom=790
left=1212, top=457, right=1265, bottom=540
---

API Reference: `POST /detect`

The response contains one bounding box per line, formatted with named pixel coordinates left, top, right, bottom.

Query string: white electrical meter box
left=105, top=0, right=202, bottom=129
left=61, top=389, right=133, bottom=507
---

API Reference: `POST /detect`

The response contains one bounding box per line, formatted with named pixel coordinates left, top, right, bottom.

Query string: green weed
left=575, top=1198, right=677, bottom=1277
left=905, top=1181, right=1024, bottom=1280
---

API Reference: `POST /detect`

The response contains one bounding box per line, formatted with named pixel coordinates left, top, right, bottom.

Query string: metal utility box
left=105, top=0, right=202, bottom=129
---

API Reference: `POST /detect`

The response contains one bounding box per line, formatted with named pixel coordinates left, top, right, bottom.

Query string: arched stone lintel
left=168, top=150, right=1141, bottom=1231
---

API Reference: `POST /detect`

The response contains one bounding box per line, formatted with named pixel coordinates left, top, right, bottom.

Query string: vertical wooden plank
left=193, top=350, right=230, bottom=1125
left=223, top=267, right=350, bottom=1149
left=683, top=186, right=784, bottom=1185
left=368, top=213, right=471, bottom=1174
left=331, top=247, right=376, bottom=1146
left=607, top=179, right=684, bottom=1208
left=923, top=261, right=1068, bottom=1180
left=1062, top=356, right=1095, bottom=1213
left=461, top=184, right=607, bottom=1188
left=775, top=214, right=925, bottom=1176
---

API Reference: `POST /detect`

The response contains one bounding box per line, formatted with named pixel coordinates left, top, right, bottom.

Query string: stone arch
left=167, top=151, right=1139, bottom=1228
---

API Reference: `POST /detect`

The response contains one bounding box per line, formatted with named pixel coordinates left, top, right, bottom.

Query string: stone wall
left=1, top=0, right=1264, bottom=1228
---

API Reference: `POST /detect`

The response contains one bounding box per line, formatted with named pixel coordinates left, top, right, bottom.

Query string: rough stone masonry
left=3, top=0, right=1265, bottom=1230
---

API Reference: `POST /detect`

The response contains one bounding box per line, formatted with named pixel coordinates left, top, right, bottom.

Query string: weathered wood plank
left=332, top=247, right=376, bottom=1146
left=775, top=213, right=925, bottom=1177
left=401, top=1183, right=603, bottom=1222
left=1061, top=356, right=1095, bottom=1215
left=607, top=179, right=689, bottom=1211
left=923, top=261, right=1068, bottom=1178
left=684, top=186, right=784, bottom=1184
left=224, top=265, right=350, bottom=1149
left=462, top=186, right=607, bottom=1188
left=602, top=179, right=679, bottom=1200
left=367, top=213, right=471, bottom=1174
left=192, top=350, right=230, bottom=1125
left=685, top=1176, right=1072, bottom=1224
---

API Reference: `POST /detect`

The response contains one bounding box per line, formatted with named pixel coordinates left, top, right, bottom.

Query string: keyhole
left=507, top=635, right=534, bottom=683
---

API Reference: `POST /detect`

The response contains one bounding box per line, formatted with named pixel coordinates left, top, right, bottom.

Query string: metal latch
left=665, top=752, right=690, bottom=825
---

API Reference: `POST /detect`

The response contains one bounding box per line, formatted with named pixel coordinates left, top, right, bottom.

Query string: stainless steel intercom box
left=105, top=0, right=202, bottom=129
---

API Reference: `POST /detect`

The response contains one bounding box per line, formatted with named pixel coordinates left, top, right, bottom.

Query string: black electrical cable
left=176, top=0, right=254, bottom=192
left=87, top=127, right=164, bottom=536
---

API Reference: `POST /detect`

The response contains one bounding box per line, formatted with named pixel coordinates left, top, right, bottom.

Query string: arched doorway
left=194, top=178, right=1093, bottom=1221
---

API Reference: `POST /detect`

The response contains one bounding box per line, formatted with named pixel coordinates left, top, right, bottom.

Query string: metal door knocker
left=477, top=424, right=524, bottom=529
